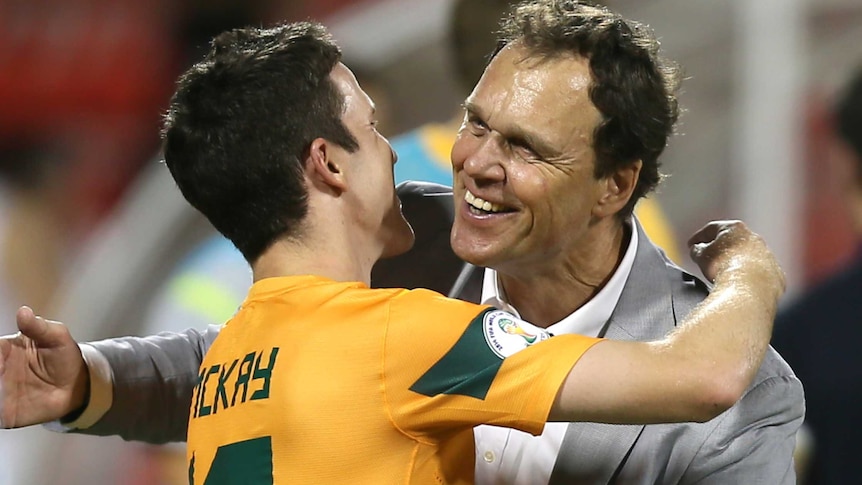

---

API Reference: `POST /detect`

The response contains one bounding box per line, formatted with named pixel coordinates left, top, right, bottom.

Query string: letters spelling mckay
left=192, top=347, right=280, bottom=418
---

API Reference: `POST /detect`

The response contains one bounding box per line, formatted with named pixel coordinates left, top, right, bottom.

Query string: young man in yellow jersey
left=28, top=20, right=781, bottom=484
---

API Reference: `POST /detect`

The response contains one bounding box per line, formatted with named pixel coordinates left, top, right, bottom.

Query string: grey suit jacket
left=440, top=221, right=804, bottom=484
left=540, top=222, right=804, bottom=484
left=82, top=182, right=804, bottom=484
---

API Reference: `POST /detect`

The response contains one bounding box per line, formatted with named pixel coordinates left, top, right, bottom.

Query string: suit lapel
left=602, top=221, right=676, bottom=342
left=550, top=220, right=678, bottom=485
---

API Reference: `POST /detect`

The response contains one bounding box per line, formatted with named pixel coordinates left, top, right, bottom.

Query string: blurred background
left=0, top=0, right=860, bottom=483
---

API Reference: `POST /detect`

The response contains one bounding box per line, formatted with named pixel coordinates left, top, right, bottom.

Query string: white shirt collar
left=480, top=218, right=638, bottom=338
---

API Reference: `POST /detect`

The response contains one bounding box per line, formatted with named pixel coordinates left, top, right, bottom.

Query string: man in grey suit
left=1, top=1, right=803, bottom=483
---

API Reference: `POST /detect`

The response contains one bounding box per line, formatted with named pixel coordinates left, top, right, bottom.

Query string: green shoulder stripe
left=409, top=308, right=503, bottom=400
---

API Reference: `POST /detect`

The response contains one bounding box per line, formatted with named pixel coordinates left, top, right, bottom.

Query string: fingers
left=687, top=220, right=744, bottom=248
left=687, top=221, right=750, bottom=282
left=17, top=305, right=43, bottom=337
left=685, top=220, right=785, bottom=297
left=16, top=306, right=64, bottom=347
left=688, top=221, right=745, bottom=252
left=687, top=221, right=723, bottom=247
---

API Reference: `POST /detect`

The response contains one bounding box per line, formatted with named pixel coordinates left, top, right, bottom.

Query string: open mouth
left=464, top=189, right=514, bottom=216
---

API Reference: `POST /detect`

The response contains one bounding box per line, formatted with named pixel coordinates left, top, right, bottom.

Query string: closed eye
left=466, top=114, right=489, bottom=133
left=510, top=138, right=537, bottom=156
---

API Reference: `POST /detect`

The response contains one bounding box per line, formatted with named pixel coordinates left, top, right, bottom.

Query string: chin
left=380, top=220, right=415, bottom=258
left=451, top=238, right=499, bottom=268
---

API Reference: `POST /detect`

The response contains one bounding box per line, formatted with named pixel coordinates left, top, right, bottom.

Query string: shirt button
left=483, top=451, right=495, bottom=463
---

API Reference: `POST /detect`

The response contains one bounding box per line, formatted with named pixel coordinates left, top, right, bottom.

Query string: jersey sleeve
left=382, top=289, right=601, bottom=440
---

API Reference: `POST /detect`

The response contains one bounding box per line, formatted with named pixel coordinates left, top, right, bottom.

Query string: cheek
left=510, top=166, right=588, bottom=234
left=450, top=134, right=475, bottom=170
left=506, top=163, right=551, bottom=205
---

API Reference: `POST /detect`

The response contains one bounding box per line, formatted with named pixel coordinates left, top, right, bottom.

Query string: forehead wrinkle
left=465, top=96, right=559, bottom=160
left=468, top=81, right=560, bottom=158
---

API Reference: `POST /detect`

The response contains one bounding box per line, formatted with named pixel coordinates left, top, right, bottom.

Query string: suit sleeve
left=70, top=325, right=220, bottom=444
left=681, top=367, right=805, bottom=484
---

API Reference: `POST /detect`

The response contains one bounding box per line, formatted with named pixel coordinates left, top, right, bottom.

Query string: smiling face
left=329, top=63, right=414, bottom=259
left=450, top=44, right=609, bottom=273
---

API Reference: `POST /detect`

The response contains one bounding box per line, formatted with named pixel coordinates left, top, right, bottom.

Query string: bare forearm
left=551, top=276, right=778, bottom=424
left=551, top=221, right=784, bottom=424
left=664, top=269, right=779, bottom=411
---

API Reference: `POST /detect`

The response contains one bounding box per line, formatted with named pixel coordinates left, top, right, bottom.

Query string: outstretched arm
left=0, top=180, right=458, bottom=442
left=551, top=220, right=785, bottom=424
left=0, top=307, right=217, bottom=443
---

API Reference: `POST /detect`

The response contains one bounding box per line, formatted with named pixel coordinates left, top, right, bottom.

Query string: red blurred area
left=0, top=0, right=179, bottom=235
left=0, top=0, right=375, bottom=237
left=802, top=92, right=858, bottom=285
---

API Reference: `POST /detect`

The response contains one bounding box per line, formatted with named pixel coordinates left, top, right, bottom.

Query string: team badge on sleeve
left=410, top=308, right=553, bottom=399
left=483, top=310, right=551, bottom=358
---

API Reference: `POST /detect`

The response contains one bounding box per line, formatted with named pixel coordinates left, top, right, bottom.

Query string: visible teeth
left=464, top=190, right=506, bottom=213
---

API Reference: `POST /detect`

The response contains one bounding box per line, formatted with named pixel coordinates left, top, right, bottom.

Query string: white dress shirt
left=474, top=221, right=638, bottom=485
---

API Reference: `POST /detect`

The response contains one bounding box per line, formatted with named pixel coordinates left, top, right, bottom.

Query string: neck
left=251, top=215, right=381, bottom=287
left=497, top=221, right=630, bottom=328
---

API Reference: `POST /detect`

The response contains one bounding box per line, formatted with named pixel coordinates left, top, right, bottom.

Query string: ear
left=307, top=137, right=348, bottom=193
left=593, top=160, right=642, bottom=218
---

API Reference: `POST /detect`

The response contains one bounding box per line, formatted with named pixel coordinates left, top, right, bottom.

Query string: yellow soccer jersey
left=187, top=275, right=601, bottom=485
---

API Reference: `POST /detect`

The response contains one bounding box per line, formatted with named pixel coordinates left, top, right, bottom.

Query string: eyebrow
left=463, top=100, right=559, bottom=157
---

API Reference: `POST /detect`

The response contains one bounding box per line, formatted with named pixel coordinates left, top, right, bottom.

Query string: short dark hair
left=836, top=65, right=862, bottom=180
left=498, top=0, right=682, bottom=216
left=162, top=21, right=358, bottom=263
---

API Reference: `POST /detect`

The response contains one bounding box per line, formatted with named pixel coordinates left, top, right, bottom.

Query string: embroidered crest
left=482, top=310, right=550, bottom=358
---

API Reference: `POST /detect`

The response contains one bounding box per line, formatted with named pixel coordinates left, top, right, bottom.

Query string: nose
left=460, top=134, right=506, bottom=182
